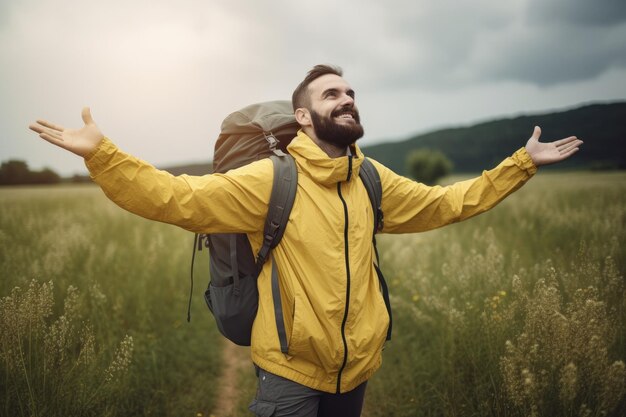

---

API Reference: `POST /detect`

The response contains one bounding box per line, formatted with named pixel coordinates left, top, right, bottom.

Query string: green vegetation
left=366, top=171, right=626, bottom=416
left=363, top=102, right=626, bottom=175
left=405, top=149, right=453, bottom=185
left=1, top=172, right=625, bottom=416
left=0, top=160, right=60, bottom=185
left=0, top=186, right=222, bottom=417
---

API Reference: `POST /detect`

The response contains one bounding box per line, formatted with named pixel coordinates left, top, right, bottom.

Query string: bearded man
left=30, top=64, right=582, bottom=417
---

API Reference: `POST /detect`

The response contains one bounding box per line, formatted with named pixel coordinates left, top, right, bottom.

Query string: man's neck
left=304, top=128, right=348, bottom=158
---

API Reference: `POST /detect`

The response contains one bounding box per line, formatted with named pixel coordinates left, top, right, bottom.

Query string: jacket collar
left=287, top=130, right=364, bottom=186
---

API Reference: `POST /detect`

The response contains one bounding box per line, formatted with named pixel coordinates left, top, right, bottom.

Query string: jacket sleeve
left=84, top=137, right=272, bottom=234
left=373, top=147, right=537, bottom=234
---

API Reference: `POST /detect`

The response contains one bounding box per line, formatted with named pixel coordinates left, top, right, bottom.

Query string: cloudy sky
left=2, top=0, right=625, bottom=176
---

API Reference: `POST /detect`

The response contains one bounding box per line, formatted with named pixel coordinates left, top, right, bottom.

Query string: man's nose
left=340, top=93, right=354, bottom=107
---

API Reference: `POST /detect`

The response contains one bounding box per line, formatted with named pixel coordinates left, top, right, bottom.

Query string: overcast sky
left=2, top=0, right=625, bottom=176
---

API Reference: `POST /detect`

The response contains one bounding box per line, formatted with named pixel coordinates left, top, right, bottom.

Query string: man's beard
left=310, top=106, right=364, bottom=148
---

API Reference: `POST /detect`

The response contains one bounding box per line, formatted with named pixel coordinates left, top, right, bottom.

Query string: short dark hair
left=292, top=64, right=343, bottom=111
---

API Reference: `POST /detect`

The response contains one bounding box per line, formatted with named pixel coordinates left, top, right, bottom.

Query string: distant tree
left=31, top=168, right=61, bottom=184
left=71, top=174, right=93, bottom=183
left=589, top=160, right=620, bottom=171
left=0, top=160, right=61, bottom=185
left=405, top=149, right=453, bottom=185
left=0, top=160, right=30, bottom=185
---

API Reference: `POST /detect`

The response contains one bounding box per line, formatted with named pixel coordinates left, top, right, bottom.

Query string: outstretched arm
left=378, top=126, right=584, bottom=233
left=28, top=108, right=272, bottom=234
left=29, top=107, right=103, bottom=157
left=525, top=126, right=583, bottom=167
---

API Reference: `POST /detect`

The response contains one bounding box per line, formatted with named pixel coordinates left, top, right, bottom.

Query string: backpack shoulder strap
left=256, top=152, right=297, bottom=354
left=359, top=157, right=384, bottom=235
left=255, top=153, right=297, bottom=270
left=359, top=157, right=393, bottom=342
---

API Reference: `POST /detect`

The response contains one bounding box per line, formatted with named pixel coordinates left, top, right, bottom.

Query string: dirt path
left=210, top=340, right=250, bottom=417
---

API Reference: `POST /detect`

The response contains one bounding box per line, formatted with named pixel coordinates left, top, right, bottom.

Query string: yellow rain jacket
left=85, top=130, right=537, bottom=393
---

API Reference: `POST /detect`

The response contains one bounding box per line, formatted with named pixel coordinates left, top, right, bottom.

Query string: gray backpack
left=191, top=101, right=392, bottom=354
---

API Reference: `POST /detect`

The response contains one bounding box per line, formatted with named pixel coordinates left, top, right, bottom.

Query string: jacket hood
left=287, top=130, right=365, bottom=186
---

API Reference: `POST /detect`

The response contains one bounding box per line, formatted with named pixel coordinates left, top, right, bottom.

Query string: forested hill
left=361, top=101, right=626, bottom=174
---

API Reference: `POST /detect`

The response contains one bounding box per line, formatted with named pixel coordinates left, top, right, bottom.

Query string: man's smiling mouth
left=332, top=107, right=358, bottom=122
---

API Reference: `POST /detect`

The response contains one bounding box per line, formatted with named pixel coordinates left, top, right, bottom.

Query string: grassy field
left=0, top=185, right=223, bottom=417
left=365, top=171, right=626, bottom=417
left=1, top=171, right=625, bottom=416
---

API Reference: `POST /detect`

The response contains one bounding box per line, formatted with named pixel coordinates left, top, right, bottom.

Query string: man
left=29, top=65, right=582, bottom=417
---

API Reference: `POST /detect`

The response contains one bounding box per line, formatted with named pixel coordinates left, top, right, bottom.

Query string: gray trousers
left=248, top=367, right=368, bottom=417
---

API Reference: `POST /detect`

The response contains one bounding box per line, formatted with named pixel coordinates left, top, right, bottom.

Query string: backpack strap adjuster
left=256, top=221, right=281, bottom=270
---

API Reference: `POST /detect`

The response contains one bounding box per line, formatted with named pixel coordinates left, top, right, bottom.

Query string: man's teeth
left=338, top=114, right=353, bottom=119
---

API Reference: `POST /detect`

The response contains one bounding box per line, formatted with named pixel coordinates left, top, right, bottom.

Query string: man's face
left=306, top=74, right=364, bottom=147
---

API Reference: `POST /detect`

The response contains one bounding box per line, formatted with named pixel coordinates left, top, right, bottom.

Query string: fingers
left=29, top=119, right=66, bottom=147
left=552, top=135, right=581, bottom=147
left=82, top=107, right=94, bottom=125
left=557, top=140, right=582, bottom=156
left=29, top=122, right=64, bottom=139
left=559, top=146, right=580, bottom=160
left=39, top=131, right=64, bottom=145
left=30, top=119, right=65, bottom=133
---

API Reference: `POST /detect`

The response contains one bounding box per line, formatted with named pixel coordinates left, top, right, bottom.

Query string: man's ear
left=295, top=108, right=312, bottom=127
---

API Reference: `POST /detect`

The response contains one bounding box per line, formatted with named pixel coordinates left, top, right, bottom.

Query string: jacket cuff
left=512, top=147, right=537, bottom=176
left=84, top=137, right=116, bottom=177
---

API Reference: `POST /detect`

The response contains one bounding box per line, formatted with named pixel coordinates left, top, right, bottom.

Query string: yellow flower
left=412, top=294, right=420, bottom=302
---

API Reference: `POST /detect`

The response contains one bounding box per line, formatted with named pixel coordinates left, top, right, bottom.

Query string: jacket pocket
left=287, top=295, right=302, bottom=354
left=286, top=292, right=341, bottom=374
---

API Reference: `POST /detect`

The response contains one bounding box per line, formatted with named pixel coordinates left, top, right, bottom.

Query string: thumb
left=82, top=107, right=95, bottom=125
left=529, top=125, right=541, bottom=143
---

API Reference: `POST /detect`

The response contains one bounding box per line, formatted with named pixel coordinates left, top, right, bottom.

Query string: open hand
left=525, top=126, right=583, bottom=167
left=29, top=107, right=104, bottom=157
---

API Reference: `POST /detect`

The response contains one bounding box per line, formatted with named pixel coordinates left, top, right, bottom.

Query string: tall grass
left=1, top=185, right=223, bottom=417
left=366, top=171, right=626, bottom=416
left=1, top=171, right=625, bottom=416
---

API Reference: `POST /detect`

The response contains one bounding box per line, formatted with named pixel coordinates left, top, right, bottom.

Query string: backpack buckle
left=256, top=222, right=281, bottom=269
left=264, top=132, right=279, bottom=150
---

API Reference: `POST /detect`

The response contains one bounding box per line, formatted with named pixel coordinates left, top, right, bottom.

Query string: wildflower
left=104, top=335, right=134, bottom=383
left=559, top=362, right=578, bottom=404
left=601, top=361, right=626, bottom=413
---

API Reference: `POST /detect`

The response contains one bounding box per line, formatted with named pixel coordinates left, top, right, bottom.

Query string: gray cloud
left=474, top=22, right=626, bottom=86
left=526, top=0, right=626, bottom=27
left=352, top=0, right=626, bottom=88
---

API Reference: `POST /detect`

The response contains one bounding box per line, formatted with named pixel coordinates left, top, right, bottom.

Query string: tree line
left=1, top=152, right=452, bottom=187
left=363, top=101, right=626, bottom=174
left=0, top=160, right=61, bottom=185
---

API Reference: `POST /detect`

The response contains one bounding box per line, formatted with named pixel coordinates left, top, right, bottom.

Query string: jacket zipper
left=336, top=156, right=353, bottom=393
